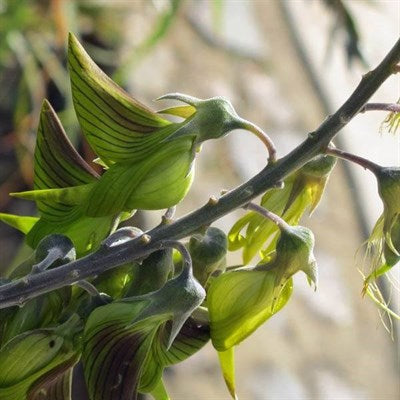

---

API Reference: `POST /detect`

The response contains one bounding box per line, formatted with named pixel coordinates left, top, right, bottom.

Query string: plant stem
left=160, top=240, right=193, bottom=275
left=239, top=119, right=277, bottom=163
left=360, top=103, right=400, bottom=113
left=75, top=280, right=102, bottom=297
left=1, top=38, right=400, bottom=309
left=326, top=147, right=381, bottom=174
left=244, top=202, right=290, bottom=231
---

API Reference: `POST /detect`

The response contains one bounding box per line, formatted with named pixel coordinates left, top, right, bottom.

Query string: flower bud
left=272, top=225, right=317, bottom=298
left=189, top=227, right=228, bottom=285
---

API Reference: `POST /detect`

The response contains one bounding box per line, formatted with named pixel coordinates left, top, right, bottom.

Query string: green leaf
left=32, top=100, right=98, bottom=222
left=1, top=100, right=117, bottom=255
left=218, top=348, right=237, bottom=400
left=139, top=317, right=209, bottom=393
left=1, top=288, right=71, bottom=345
left=83, top=305, right=156, bottom=400
left=25, top=211, right=117, bottom=255
left=381, top=98, right=400, bottom=134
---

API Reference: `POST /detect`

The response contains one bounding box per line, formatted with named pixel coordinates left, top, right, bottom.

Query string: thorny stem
left=360, top=103, right=400, bottom=113
left=326, top=146, right=381, bottom=174
left=244, top=202, right=291, bottom=231
left=1, top=38, right=400, bottom=309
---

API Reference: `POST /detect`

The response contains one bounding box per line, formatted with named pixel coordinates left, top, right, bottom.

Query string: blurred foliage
left=322, top=0, right=366, bottom=65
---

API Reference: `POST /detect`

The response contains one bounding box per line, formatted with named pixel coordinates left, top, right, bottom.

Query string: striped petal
left=68, top=33, right=173, bottom=165
left=33, top=100, right=97, bottom=223
left=27, top=358, right=76, bottom=400
left=0, top=316, right=80, bottom=400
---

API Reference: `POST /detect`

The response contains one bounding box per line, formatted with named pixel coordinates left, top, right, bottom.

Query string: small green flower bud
left=272, top=225, right=317, bottom=296
left=127, top=249, right=173, bottom=296
left=189, top=227, right=228, bottom=285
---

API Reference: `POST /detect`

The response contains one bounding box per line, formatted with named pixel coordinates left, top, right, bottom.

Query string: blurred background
left=0, top=0, right=399, bottom=399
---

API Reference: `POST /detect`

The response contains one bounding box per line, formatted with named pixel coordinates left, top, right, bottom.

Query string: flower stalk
left=326, top=146, right=381, bottom=174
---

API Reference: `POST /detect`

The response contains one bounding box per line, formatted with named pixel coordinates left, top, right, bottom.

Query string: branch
left=360, top=103, right=400, bottom=113
left=1, top=38, right=400, bottom=310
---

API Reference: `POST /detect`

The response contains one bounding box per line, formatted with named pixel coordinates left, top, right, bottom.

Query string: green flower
left=209, top=224, right=316, bottom=351
left=0, top=315, right=81, bottom=400
left=1, top=34, right=274, bottom=256
left=208, top=267, right=293, bottom=352
left=364, top=167, right=400, bottom=287
left=82, top=265, right=207, bottom=400
left=229, top=155, right=335, bottom=264
left=208, top=224, right=316, bottom=398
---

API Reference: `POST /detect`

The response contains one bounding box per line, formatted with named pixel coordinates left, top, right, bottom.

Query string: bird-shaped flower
left=364, top=167, right=400, bottom=288
left=0, top=33, right=275, bottom=255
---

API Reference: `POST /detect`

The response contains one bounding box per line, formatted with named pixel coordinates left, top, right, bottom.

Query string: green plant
left=0, top=33, right=399, bottom=400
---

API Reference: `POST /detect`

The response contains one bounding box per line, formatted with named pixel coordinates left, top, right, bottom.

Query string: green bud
left=189, top=227, right=227, bottom=285
left=34, top=234, right=76, bottom=267
left=127, top=249, right=174, bottom=296
left=271, top=225, right=317, bottom=298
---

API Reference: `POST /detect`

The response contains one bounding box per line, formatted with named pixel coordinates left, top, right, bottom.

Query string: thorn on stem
left=208, top=196, right=219, bottom=205
left=140, top=234, right=152, bottom=244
